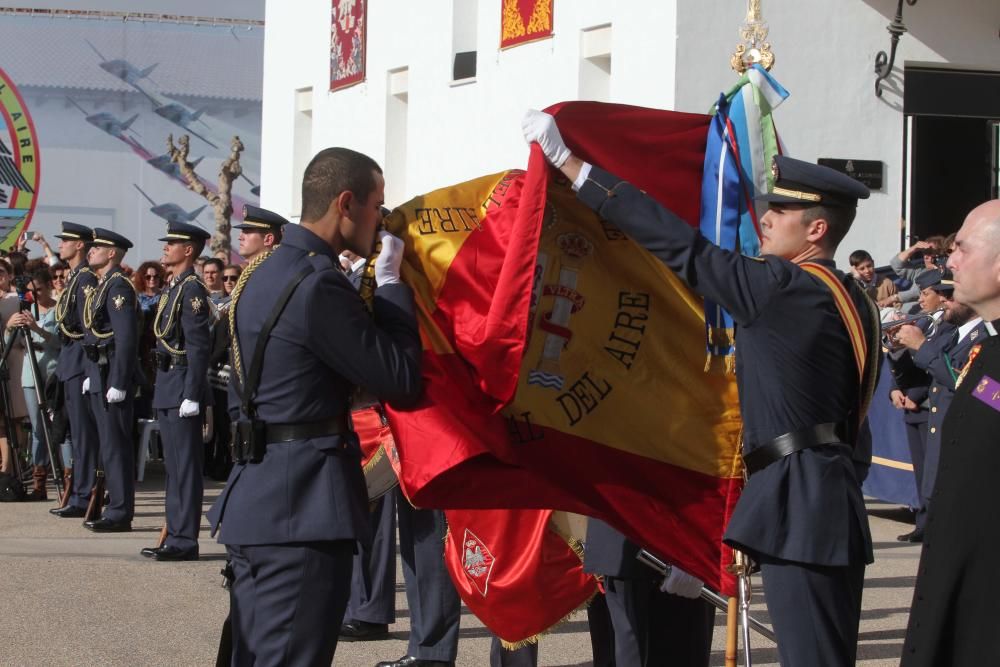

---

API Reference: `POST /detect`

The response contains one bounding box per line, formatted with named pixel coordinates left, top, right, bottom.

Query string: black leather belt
left=154, top=351, right=187, bottom=371
left=742, top=422, right=850, bottom=476
left=265, top=416, right=349, bottom=443
left=231, top=415, right=350, bottom=464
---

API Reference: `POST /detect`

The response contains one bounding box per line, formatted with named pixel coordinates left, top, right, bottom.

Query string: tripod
left=0, top=325, right=26, bottom=495
left=0, top=315, right=65, bottom=500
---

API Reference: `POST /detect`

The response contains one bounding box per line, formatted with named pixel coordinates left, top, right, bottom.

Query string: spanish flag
left=383, top=103, right=743, bottom=636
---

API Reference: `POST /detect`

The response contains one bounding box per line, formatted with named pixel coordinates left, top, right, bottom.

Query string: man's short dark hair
left=849, top=249, right=873, bottom=266
left=31, top=266, right=53, bottom=287
left=300, top=147, right=382, bottom=222
left=203, top=257, right=224, bottom=272
left=803, top=205, right=857, bottom=252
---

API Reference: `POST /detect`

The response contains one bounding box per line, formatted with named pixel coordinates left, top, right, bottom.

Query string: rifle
left=83, top=469, right=105, bottom=522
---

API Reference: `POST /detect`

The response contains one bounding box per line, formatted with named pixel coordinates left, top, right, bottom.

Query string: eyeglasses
left=53, top=273, right=65, bottom=280
left=145, top=273, right=160, bottom=280
left=222, top=275, right=239, bottom=283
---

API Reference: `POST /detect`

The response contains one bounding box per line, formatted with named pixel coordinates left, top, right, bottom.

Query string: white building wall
left=261, top=0, right=998, bottom=268
left=261, top=1, right=679, bottom=216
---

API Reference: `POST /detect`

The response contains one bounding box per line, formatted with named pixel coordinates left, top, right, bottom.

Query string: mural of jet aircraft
left=85, top=40, right=159, bottom=87
left=133, top=184, right=207, bottom=225
left=153, top=103, right=217, bottom=148
left=67, top=98, right=140, bottom=140
left=147, top=153, right=204, bottom=180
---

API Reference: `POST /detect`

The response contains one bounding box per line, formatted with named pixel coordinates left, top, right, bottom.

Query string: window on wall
left=579, top=24, right=612, bottom=102
left=385, top=68, right=409, bottom=206
left=291, top=87, right=313, bottom=218
left=452, top=0, right=478, bottom=82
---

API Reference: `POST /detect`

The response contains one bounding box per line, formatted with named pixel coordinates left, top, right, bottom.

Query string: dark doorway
left=903, top=65, right=1000, bottom=244
left=909, top=116, right=995, bottom=240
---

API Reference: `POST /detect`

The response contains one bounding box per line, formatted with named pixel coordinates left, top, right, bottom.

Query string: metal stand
left=1, top=324, right=64, bottom=498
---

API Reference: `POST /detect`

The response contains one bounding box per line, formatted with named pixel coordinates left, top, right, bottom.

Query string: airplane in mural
left=66, top=98, right=140, bottom=141
left=85, top=40, right=159, bottom=87
left=133, top=183, right=207, bottom=226
left=147, top=152, right=204, bottom=180
left=152, top=102, right=218, bottom=148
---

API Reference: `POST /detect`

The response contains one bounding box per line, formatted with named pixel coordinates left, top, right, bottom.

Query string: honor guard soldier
left=81, top=228, right=139, bottom=532
left=234, top=204, right=288, bottom=262
left=207, top=148, right=422, bottom=666
left=902, top=200, right=1000, bottom=666
left=524, top=110, right=880, bottom=667
left=140, top=221, right=213, bottom=561
left=49, top=222, right=101, bottom=519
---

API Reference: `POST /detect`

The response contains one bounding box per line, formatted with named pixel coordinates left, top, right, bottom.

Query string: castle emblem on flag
left=528, top=232, right=593, bottom=391
left=462, top=529, right=496, bottom=597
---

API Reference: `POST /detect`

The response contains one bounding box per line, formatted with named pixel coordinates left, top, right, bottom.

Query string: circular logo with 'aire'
left=0, top=66, right=39, bottom=250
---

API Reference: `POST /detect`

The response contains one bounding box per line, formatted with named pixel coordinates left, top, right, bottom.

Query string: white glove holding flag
left=106, top=387, right=126, bottom=404
left=82, top=377, right=90, bottom=394
left=179, top=399, right=200, bottom=418
left=521, top=109, right=572, bottom=168
left=374, top=230, right=404, bottom=286
left=659, top=565, right=704, bottom=599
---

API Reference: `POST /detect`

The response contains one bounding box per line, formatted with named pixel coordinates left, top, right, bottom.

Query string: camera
left=13, top=275, right=33, bottom=312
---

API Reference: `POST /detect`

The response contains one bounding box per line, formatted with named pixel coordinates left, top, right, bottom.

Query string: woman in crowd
left=7, top=267, right=61, bottom=500
left=133, top=261, right=166, bottom=421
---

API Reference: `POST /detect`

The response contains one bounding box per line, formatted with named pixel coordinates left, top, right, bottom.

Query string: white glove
left=374, top=230, right=404, bottom=286
left=659, top=565, right=704, bottom=599
left=179, top=399, right=200, bottom=418
left=521, top=109, right=572, bottom=168
left=106, top=387, right=126, bottom=404
left=82, top=377, right=90, bottom=394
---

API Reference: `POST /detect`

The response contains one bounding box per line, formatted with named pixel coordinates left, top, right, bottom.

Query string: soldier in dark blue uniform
left=81, top=228, right=139, bottom=532
left=524, top=110, right=880, bottom=666
left=140, top=221, right=213, bottom=561
left=49, top=222, right=101, bottom=519
left=207, top=147, right=422, bottom=666
left=885, top=269, right=949, bottom=542
left=902, top=199, right=1000, bottom=666
left=234, top=204, right=288, bottom=262
left=892, top=270, right=987, bottom=542
left=583, top=519, right=714, bottom=667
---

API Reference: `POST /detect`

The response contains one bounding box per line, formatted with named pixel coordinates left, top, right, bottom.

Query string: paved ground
left=0, top=463, right=918, bottom=666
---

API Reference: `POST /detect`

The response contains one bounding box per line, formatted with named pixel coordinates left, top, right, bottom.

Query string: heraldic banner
left=383, top=102, right=744, bottom=625
left=330, top=0, right=366, bottom=91
left=500, top=0, right=554, bottom=49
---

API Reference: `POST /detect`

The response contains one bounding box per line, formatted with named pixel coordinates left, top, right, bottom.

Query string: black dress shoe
left=50, top=505, right=86, bottom=518
left=140, top=546, right=161, bottom=558
left=340, top=620, right=389, bottom=641
left=897, top=529, right=924, bottom=543
left=84, top=517, right=132, bottom=533
left=153, top=545, right=199, bottom=561
left=375, top=656, right=454, bottom=667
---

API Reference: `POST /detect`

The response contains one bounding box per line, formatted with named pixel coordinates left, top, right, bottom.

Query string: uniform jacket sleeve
left=106, top=279, right=138, bottom=390
left=181, top=281, right=212, bottom=403
left=305, top=271, right=422, bottom=406
left=577, top=165, right=791, bottom=327
left=912, top=333, right=958, bottom=390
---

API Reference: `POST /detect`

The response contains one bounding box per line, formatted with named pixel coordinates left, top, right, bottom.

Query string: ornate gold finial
left=731, top=0, right=775, bottom=74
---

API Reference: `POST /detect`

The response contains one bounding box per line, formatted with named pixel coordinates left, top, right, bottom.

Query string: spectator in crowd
left=6, top=267, right=61, bottom=500
left=850, top=249, right=897, bottom=308
left=889, top=238, right=946, bottom=313
left=202, top=258, right=226, bottom=304
left=133, top=261, right=167, bottom=420
left=0, top=258, right=28, bottom=475
left=221, top=265, right=241, bottom=298
left=50, top=261, right=69, bottom=299
left=194, top=256, right=207, bottom=278
left=26, top=232, right=59, bottom=266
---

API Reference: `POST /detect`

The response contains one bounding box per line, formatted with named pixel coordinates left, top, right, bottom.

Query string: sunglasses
left=53, top=273, right=65, bottom=280
left=145, top=273, right=160, bottom=280
left=222, top=275, right=239, bottom=282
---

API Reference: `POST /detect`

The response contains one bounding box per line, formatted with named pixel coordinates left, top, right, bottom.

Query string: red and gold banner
left=500, top=0, right=554, bottom=49
left=383, top=102, right=743, bottom=639
left=330, top=0, right=366, bottom=91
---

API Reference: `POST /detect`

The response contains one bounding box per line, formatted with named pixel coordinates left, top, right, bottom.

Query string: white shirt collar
left=957, top=317, right=983, bottom=342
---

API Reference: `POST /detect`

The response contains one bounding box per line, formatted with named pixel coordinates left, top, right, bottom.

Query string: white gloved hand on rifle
left=521, top=109, right=572, bottom=168
left=659, top=565, right=704, bottom=599
left=374, top=230, right=404, bottom=286
left=179, top=399, right=200, bottom=418
left=106, top=387, right=126, bottom=404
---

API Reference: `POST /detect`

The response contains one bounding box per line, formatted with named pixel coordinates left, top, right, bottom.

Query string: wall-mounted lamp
left=874, top=0, right=918, bottom=97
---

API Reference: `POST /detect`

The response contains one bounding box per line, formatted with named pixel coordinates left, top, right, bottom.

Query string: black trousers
left=88, top=391, right=134, bottom=522
left=759, top=555, right=866, bottom=667
left=158, top=407, right=203, bottom=551
left=346, top=491, right=397, bottom=625
left=903, top=419, right=928, bottom=530
left=227, top=540, right=354, bottom=666
left=63, top=376, right=99, bottom=510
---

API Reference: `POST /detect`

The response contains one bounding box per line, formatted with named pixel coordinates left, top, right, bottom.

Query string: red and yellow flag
left=384, top=103, right=744, bottom=636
